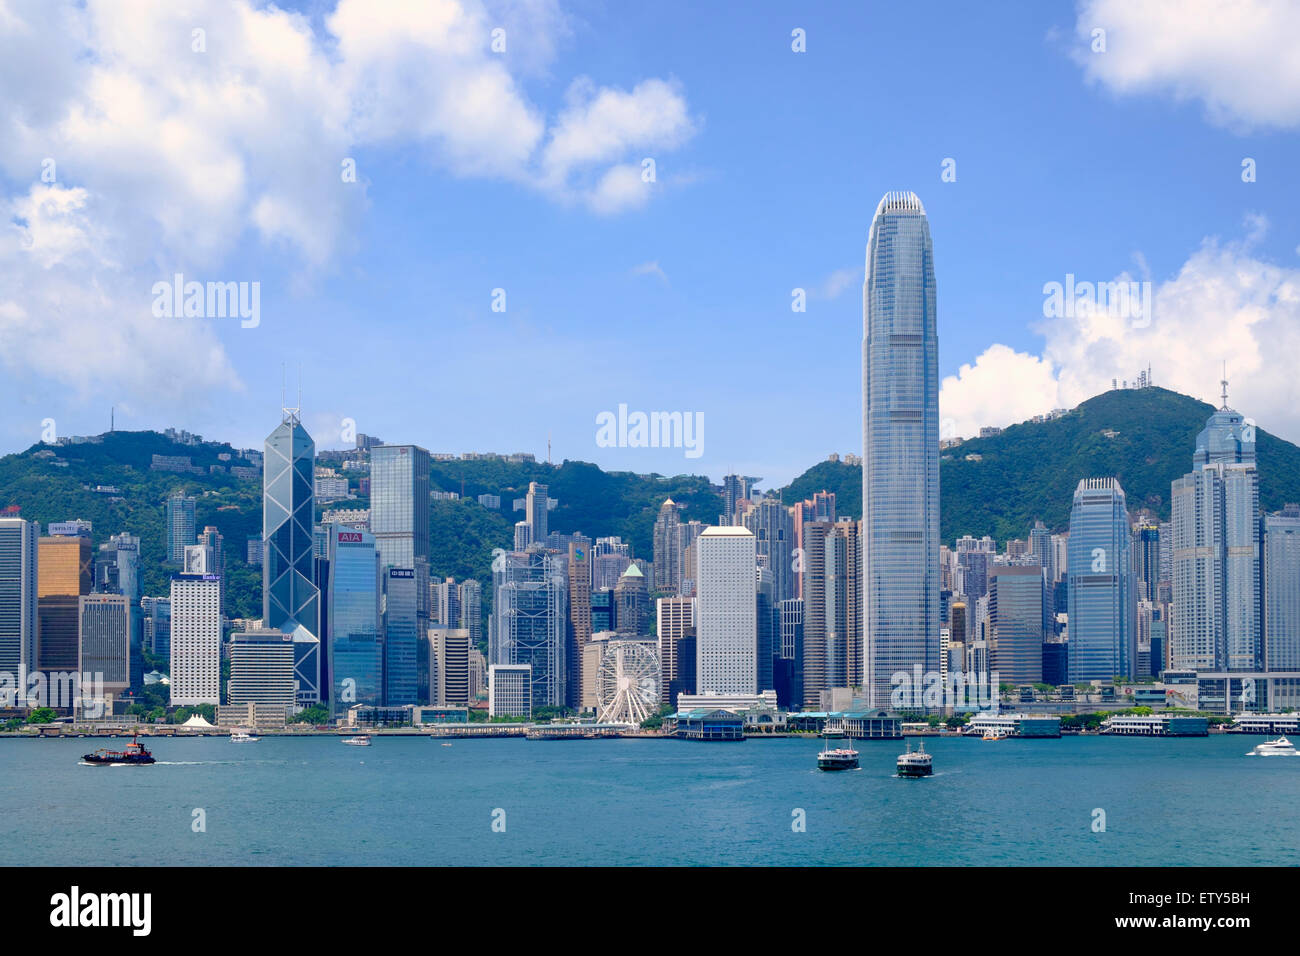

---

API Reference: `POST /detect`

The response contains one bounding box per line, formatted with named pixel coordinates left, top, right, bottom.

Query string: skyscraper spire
left=1220, top=361, right=1229, bottom=410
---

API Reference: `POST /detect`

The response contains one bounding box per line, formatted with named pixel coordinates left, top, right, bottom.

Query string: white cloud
left=940, top=219, right=1300, bottom=442
left=0, top=0, right=698, bottom=419
left=631, top=260, right=669, bottom=284
left=1071, top=0, right=1300, bottom=129
left=814, top=266, right=859, bottom=300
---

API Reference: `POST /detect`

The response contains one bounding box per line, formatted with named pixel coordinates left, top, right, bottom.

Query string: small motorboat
left=342, top=735, right=371, bottom=746
left=82, top=733, right=155, bottom=766
left=1248, top=735, right=1298, bottom=756
left=230, top=730, right=259, bottom=743
left=897, top=740, right=933, bottom=777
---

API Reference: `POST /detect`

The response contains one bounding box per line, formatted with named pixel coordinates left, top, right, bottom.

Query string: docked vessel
left=342, top=735, right=371, bottom=746
left=230, top=731, right=259, bottom=743
left=982, top=727, right=1009, bottom=742
left=82, top=734, right=155, bottom=766
left=896, top=741, right=933, bottom=777
left=1248, top=735, right=1298, bottom=757
left=817, top=728, right=860, bottom=771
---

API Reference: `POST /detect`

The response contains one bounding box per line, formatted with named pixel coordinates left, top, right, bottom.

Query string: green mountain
left=0, top=432, right=721, bottom=617
left=5, top=386, right=1296, bottom=618
left=778, top=386, right=1300, bottom=542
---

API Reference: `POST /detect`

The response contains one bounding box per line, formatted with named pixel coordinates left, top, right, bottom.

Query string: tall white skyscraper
left=862, top=191, right=940, bottom=709
left=0, top=517, right=39, bottom=703
left=695, top=526, right=756, bottom=695
left=169, top=574, right=221, bottom=705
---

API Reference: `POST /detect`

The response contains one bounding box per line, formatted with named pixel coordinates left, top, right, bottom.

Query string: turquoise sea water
left=3, top=734, right=1295, bottom=866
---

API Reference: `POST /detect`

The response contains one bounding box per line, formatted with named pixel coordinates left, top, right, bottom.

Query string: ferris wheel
left=596, top=640, right=661, bottom=725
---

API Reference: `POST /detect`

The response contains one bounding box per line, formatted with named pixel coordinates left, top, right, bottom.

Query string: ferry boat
left=229, top=731, right=259, bottom=743
left=342, top=735, right=371, bottom=746
left=82, top=733, right=155, bottom=766
left=896, top=740, right=933, bottom=777
left=816, top=728, right=859, bottom=771
left=1248, top=735, right=1299, bottom=757
left=982, top=726, right=1009, bottom=741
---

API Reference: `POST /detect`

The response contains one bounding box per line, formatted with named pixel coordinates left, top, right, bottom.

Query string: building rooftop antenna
left=1220, top=361, right=1229, bottom=411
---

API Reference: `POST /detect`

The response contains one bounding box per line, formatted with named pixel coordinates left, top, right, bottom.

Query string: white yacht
left=1248, top=735, right=1298, bottom=757
left=229, top=730, right=259, bottom=743
left=342, top=735, right=371, bottom=747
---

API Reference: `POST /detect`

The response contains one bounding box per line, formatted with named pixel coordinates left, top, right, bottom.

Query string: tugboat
left=817, top=727, right=860, bottom=771
left=896, top=740, right=933, bottom=777
left=1248, top=735, right=1299, bottom=757
left=82, top=733, right=155, bottom=766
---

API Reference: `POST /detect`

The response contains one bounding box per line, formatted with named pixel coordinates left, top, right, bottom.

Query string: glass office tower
left=862, top=190, right=940, bottom=709
left=327, top=525, right=381, bottom=715
left=263, top=410, right=320, bottom=640
left=1067, top=478, right=1135, bottom=681
left=371, top=445, right=430, bottom=572
left=382, top=566, right=419, bottom=706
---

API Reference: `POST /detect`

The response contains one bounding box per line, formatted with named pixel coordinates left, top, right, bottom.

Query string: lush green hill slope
left=778, top=387, right=1300, bottom=542
left=7, top=387, right=1296, bottom=616
left=0, top=434, right=722, bottom=616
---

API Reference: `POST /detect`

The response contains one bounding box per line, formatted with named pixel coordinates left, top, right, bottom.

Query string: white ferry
left=342, top=735, right=371, bottom=746
left=1247, top=735, right=1298, bottom=757
left=896, top=741, right=933, bottom=777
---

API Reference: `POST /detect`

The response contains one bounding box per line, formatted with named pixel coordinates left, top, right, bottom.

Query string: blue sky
left=2, top=0, right=1299, bottom=487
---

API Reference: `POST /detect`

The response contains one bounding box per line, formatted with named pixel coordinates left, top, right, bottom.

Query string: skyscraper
left=1263, top=505, right=1300, bottom=671
left=525, top=481, right=549, bottom=544
left=166, top=494, right=196, bottom=565
left=1067, top=479, right=1135, bottom=682
left=37, top=531, right=92, bottom=675
left=382, top=567, right=419, bottom=706
left=169, top=573, right=221, bottom=705
left=988, top=566, right=1045, bottom=684
left=567, top=536, right=592, bottom=709
left=78, top=593, right=130, bottom=704
left=263, top=408, right=320, bottom=652
left=652, top=499, right=685, bottom=593
left=0, top=518, right=39, bottom=703
left=720, top=475, right=751, bottom=526
left=370, top=444, right=431, bottom=572
left=327, top=525, right=381, bottom=715
left=1170, top=385, right=1262, bottom=672
left=695, top=526, right=757, bottom=695
left=492, top=549, right=568, bottom=709
left=656, top=596, right=694, bottom=707
left=614, top=564, right=650, bottom=635
left=862, top=190, right=940, bottom=710
left=742, top=497, right=796, bottom=605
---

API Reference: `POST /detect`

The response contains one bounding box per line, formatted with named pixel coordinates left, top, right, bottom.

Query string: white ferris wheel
left=595, top=640, right=661, bottom=725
